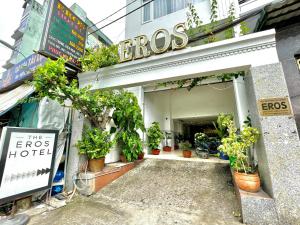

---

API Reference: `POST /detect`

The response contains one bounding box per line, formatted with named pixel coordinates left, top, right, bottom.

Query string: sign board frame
left=257, top=97, right=293, bottom=116
left=39, top=0, right=87, bottom=70
left=0, top=127, right=58, bottom=204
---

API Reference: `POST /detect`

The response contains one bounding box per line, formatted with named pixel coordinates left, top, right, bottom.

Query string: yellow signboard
left=258, top=97, right=293, bottom=116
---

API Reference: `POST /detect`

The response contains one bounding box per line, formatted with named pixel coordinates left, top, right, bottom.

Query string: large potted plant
left=218, top=121, right=260, bottom=192
left=163, top=131, right=172, bottom=152
left=147, top=122, right=164, bottom=155
left=76, top=127, right=113, bottom=172
left=179, top=141, right=192, bottom=158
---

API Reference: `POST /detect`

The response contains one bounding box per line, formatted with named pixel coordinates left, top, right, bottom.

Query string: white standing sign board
left=0, top=127, right=58, bottom=204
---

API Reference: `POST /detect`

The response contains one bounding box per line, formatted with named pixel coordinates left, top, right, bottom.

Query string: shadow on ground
left=28, top=159, right=242, bottom=225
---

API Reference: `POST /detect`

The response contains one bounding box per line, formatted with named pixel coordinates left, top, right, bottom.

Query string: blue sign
left=0, top=54, right=47, bottom=92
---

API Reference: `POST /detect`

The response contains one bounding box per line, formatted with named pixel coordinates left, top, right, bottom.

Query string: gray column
left=245, top=63, right=300, bottom=224
left=65, top=110, right=86, bottom=192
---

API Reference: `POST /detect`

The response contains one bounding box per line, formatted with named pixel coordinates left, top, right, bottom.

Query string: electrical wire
left=88, top=0, right=154, bottom=36
left=88, top=0, right=139, bottom=29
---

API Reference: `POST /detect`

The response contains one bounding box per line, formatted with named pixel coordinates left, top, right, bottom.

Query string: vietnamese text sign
left=258, top=97, right=293, bottom=116
left=0, top=54, right=47, bottom=93
left=0, top=127, right=58, bottom=203
left=40, top=0, right=87, bottom=68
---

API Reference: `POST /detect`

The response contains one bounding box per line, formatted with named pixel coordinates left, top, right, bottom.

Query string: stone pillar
left=233, top=76, right=249, bottom=128
left=246, top=63, right=300, bottom=224
left=65, top=110, right=86, bottom=192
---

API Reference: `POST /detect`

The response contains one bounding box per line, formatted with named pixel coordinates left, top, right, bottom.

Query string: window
left=143, top=0, right=204, bottom=22
left=143, top=0, right=151, bottom=22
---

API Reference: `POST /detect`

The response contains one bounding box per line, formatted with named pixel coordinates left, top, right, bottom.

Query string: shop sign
left=0, top=53, right=47, bottom=93
left=0, top=127, right=58, bottom=204
left=258, top=97, right=292, bottom=116
left=40, top=0, right=87, bottom=68
left=119, top=23, right=188, bottom=63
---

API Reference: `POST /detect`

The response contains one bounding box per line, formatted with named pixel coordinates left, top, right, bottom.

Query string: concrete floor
left=28, top=159, right=242, bottom=225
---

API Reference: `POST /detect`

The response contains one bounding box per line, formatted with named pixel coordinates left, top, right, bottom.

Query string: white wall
left=144, top=82, right=237, bottom=131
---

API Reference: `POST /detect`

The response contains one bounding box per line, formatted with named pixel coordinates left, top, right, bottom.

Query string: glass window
left=143, top=0, right=151, bottom=22
left=153, top=0, right=204, bottom=19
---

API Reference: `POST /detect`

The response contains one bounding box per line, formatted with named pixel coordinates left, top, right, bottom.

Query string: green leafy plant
left=218, top=121, right=260, bottom=173
left=240, top=21, right=250, bottom=36
left=147, top=122, right=164, bottom=150
left=179, top=141, right=192, bottom=150
left=80, top=45, right=120, bottom=72
left=225, top=3, right=235, bottom=39
left=76, top=127, right=113, bottom=159
left=112, top=91, right=145, bottom=161
left=213, top=113, right=234, bottom=139
left=32, top=58, right=116, bottom=129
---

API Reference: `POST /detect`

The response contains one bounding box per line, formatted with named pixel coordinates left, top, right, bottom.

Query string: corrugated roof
left=0, top=84, right=34, bottom=116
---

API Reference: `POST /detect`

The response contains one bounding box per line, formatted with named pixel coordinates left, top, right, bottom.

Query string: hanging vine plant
left=158, top=71, right=245, bottom=91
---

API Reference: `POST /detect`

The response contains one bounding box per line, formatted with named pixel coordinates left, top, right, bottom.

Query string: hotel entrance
left=143, top=81, right=238, bottom=161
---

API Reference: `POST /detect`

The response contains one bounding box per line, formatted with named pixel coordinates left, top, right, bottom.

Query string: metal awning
left=0, top=84, right=34, bottom=116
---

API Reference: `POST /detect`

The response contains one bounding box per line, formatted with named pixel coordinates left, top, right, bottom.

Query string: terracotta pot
left=182, top=150, right=192, bottom=158
left=120, top=154, right=128, bottom=163
left=163, top=146, right=172, bottom=152
left=138, top=152, right=145, bottom=160
left=88, top=158, right=105, bottom=172
left=152, top=149, right=160, bottom=155
left=234, top=171, right=261, bottom=193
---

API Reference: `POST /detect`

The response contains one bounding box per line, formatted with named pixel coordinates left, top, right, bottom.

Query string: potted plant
left=213, top=113, right=233, bottom=160
left=179, top=141, right=192, bottom=158
left=218, top=121, right=261, bottom=192
left=194, top=132, right=209, bottom=159
left=147, top=122, right=164, bottom=155
left=76, top=127, right=113, bottom=172
left=163, top=131, right=172, bottom=152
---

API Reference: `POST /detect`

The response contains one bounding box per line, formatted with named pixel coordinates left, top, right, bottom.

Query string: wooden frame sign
left=0, top=127, right=58, bottom=204
left=258, top=97, right=293, bottom=116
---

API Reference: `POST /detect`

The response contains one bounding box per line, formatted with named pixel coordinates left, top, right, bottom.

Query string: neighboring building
left=0, top=0, right=112, bottom=198
left=77, top=0, right=300, bottom=224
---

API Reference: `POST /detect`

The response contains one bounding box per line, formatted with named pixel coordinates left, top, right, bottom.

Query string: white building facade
left=75, top=1, right=300, bottom=224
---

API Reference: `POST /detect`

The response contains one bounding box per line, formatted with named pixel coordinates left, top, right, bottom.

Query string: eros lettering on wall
left=258, top=97, right=293, bottom=116
left=119, top=23, right=188, bottom=63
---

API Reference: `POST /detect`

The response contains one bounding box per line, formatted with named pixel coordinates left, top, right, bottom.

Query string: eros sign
left=119, top=23, right=188, bottom=63
left=258, top=97, right=293, bottom=116
left=0, top=127, right=58, bottom=204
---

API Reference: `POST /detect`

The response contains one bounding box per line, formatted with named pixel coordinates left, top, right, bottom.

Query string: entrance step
left=145, top=150, right=229, bottom=164
left=75, top=160, right=144, bottom=196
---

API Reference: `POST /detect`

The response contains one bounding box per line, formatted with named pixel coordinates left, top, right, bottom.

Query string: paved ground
left=28, top=159, right=242, bottom=225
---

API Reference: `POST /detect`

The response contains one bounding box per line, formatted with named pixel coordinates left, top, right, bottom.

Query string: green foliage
left=112, top=91, right=145, bottom=162
left=240, top=21, right=250, bottom=36
left=179, top=141, right=192, bottom=150
left=218, top=121, right=260, bottom=173
left=210, top=0, right=218, bottom=23
left=76, top=127, right=113, bottom=159
left=147, top=122, right=164, bottom=150
left=80, top=45, right=119, bottom=72
left=186, top=3, right=203, bottom=30
left=32, top=58, right=116, bottom=129
left=32, top=57, right=146, bottom=162
left=224, top=3, right=235, bottom=39
left=213, top=113, right=234, bottom=139
left=194, top=132, right=208, bottom=146
left=158, top=71, right=244, bottom=91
